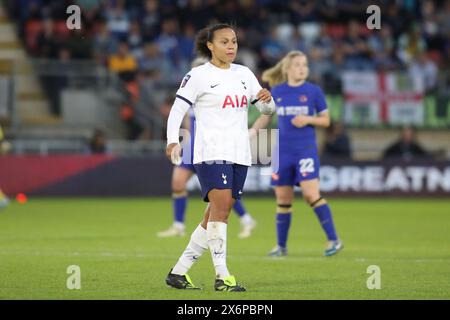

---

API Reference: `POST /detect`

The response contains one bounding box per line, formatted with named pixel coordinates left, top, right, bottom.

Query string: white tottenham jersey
left=176, top=62, right=262, bottom=166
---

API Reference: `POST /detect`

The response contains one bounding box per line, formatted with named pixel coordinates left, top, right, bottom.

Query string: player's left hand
left=256, top=88, right=272, bottom=103
left=291, top=115, right=311, bottom=128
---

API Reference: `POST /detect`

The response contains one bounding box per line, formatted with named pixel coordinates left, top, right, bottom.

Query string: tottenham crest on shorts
left=180, top=74, right=191, bottom=88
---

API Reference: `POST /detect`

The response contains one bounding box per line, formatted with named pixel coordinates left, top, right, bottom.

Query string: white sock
left=173, top=221, right=185, bottom=230
left=240, top=213, right=253, bottom=225
left=172, top=224, right=208, bottom=275
left=207, top=221, right=230, bottom=279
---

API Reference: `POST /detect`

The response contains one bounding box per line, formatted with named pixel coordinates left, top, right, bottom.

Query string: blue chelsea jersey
left=272, top=81, right=327, bottom=153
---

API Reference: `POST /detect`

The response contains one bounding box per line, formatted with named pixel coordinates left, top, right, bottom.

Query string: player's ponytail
left=262, top=50, right=307, bottom=87
left=195, top=23, right=235, bottom=59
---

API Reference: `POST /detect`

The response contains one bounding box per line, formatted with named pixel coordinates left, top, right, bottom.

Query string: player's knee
left=303, top=191, right=320, bottom=205
left=211, top=197, right=233, bottom=215
left=276, top=194, right=293, bottom=205
left=308, top=196, right=325, bottom=207
left=172, top=179, right=187, bottom=193
left=277, top=203, right=292, bottom=213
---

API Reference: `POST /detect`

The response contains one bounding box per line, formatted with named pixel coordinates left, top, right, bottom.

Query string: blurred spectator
left=105, top=0, right=130, bottom=40
left=66, top=28, right=92, bottom=59
left=435, top=49, right=450, bottom=119
left=342, top=20, right=373, bottom=70
left=287, top=27, right=308, bottom=53
left=127, top=20, right=144, bottom=58
left=323, top=48, right=345, bottom=94
left=0, top=124, right=12, bottom=155
left=75, top=0, right=101, bottom=12
left=437, top=1, right=450, bottom=40
left=308, top=46, right=332, bottom=87
left=368, top=25, right=399, bottom=71
left=322, top=121, right=352, bottom=160
left=234, top=28, right=259, bottom=71
left=397, top=24, right=427, bottom=65
left=41, top=47, right=71, bottom=115
left=93, top=21, right=118, bottom=65
left=75, top=0, right=102, bottom=31
left=108, top=42, right=137, bottom=82
left=184, top=0, right=213, bottom=30
left=133, top=70, right=165, bottom=140
left=383, top=127, right=431, bottom=161
left=178, top=23, right=196, bottom=65
left=139, top=0, right=161, bottom=41
left=36, top=19, right=61, bottom=58
left=120, top=80, right=141, bottom=140
left=408, top=52, right=438, bottom=93
left=383, top=2, right=408, bottom=38
left=289, top=0, right=319, bottom=24
left=313, top=25, right=333, bottom=60
left=155, top=18, right=185, bottom=83
left=155, top=18, right=180, bottom=63
left=138, top=42, right=173, bottom=85
left=420, top=0, right=441, bottom=50
left=334, top=0, right=369, bottom=21
left=89, top=129, right=107, bottom=154
left=260, top=28, right=286, bottom=67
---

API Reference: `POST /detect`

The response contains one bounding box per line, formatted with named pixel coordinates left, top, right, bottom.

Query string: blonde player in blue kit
left=165, top=24, right=275, bottom=291
left=251, top=50, right=343, bottom=257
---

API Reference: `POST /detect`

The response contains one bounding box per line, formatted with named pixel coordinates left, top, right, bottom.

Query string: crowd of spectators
left=5, top=0, right=450, bottom=139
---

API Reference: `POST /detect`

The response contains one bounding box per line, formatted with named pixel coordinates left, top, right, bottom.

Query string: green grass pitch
left=0, top=197, right=449, bottom=299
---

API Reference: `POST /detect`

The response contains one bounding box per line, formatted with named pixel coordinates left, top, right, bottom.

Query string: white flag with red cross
left=342, top=71, right=424, bottom=126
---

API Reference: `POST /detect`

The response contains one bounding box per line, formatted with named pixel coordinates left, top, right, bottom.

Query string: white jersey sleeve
left=175, top=69, right=201, bottom=106
left=166, top=98, right=191, bottom=145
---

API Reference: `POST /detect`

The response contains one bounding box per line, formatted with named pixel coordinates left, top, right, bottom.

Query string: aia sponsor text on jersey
left=222, top=95, right=249, bottom=108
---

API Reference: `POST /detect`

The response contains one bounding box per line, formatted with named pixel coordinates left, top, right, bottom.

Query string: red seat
left=358, top=23, right=373, bottom=37
left=325, top=24, right=346, bottom=39
left=54, top=20, right=70, bottom=38
left=25, top=20, right=43, bottom=51
left=427, top=50, right=442, bottom=65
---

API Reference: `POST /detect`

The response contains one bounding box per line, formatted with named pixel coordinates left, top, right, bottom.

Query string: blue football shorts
left=194, top=162, right=248, bottom=202
left=271, top=145, right=320, bottom=186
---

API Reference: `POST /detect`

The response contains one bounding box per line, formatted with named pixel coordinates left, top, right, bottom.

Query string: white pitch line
left=0, top=250, right=449, bottom=264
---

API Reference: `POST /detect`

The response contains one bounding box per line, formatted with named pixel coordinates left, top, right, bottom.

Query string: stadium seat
left=54, top=20, right=70, bottom=39
left=298, top=22, right=321, bottom=43
left=25, top=20, right=43, bottom=51
left=427, top=50, right=442, bottom=65
left=325, top=24, right=346, bottom=39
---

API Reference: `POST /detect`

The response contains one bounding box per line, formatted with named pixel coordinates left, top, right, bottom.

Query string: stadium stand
left=0, top=0, right=449, bottom=160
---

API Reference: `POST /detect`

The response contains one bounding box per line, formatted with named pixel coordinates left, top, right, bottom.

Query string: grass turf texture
left=0, top=197, right=449, bottom=299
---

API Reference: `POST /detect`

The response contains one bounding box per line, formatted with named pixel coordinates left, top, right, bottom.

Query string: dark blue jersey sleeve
left=315, top=86, right=327, bottom=114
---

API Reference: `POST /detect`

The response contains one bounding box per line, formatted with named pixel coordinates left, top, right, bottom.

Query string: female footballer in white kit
left=165, top=23, right=275, bottom=291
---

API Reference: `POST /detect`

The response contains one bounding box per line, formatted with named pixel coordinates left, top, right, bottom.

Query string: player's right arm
left=166, top=98, right=191, bottom=163
left=166, top=71, right=199, bottom=163
left=249, top=85, right=276, bottom=138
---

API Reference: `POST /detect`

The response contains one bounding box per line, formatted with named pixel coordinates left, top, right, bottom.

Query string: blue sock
left=173, top=195, right=187, bottom=223
left=313, top=204, right=338, bottom=241
left=276, top=213, right=291, bottom=248
left=232, top=200, right=246, bottom=217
